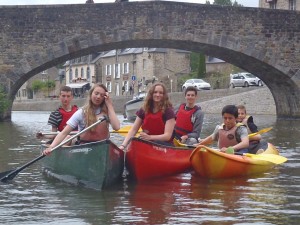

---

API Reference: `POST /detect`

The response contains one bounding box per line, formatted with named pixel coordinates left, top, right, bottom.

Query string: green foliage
left=213, top=0, right=233, bottom=6
left=31, top=79, right=56, bottom=92
left=0, top=85, right=10, bottom=114
left=212, top=0, right=243, bottom=6
left=197, top=53, right=206, bottom=78
left=31, top=80, right=45, bottom=92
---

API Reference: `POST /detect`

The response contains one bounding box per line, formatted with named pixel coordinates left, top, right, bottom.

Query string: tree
left=213, top=0, right=243, bottom=6
left=213, top=0, right=233, bottom=6
left=0, top=85, right=10, bottom=115
left=197, top=52, right=206, bottom=79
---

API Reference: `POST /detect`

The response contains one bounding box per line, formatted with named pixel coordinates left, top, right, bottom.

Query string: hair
left=221, top=105, right=238, bottom=118
left=82, top=83, right=108, bottom=128
left=184, top=86, right=198, bottom=96
left=143, top=83, right=172, bottom=113
left=237, top=105, right=247, bottom=114
left=60, top=85, right=73, bottom=94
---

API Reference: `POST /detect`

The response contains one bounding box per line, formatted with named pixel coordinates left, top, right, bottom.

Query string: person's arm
left=198, top=134, right=213, bottom=146
left=140, top=118, right=176, bottom=142
left=104, top=92, right=120, bottom=131
left=119, top=116, right=143, bottom=149
left=43, top=125, right=74, bottom=155
left=232, top=126, right=249, bottom=151
left=187, top=110, right=204, bottom=139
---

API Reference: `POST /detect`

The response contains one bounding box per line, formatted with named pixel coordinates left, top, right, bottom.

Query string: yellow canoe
left=190, top=143, right=287, bottom=179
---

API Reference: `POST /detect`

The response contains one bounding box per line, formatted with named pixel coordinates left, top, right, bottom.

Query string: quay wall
left=12, top=87, right=275, bottom=115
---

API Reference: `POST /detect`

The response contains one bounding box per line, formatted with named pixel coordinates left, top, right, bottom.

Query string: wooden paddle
left=0, top=116, right=108, bottom=183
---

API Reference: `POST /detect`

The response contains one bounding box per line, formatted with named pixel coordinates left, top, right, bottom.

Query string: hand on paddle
left=36, top=131, right=44, bottom=139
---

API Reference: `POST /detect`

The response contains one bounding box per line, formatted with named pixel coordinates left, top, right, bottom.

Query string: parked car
left=182, top=79, right=211, bottom=91
left=229, top=72, right=263, bottom=88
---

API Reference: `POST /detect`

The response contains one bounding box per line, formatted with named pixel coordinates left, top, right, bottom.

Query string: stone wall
left=12, top=87, right=275, bottom=115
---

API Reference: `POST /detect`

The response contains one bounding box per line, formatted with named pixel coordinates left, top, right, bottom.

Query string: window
left=115, top=64, right=120, bottom=79
left=106, top=82, right=112, bottom=92
left=69, top=69, right=73, bottom=83
left=81, top=67, right=84, bottom=78
left=269, top=1, right=277, bottom=9
left=124, top=80, right=129, bottom=91
left=289, top=0, right=296, bottom=10
left=123, top=63, right=129, bottom=74
left=106, top=65, right=112, bottom=76
left=87, top=67, right=90, bottom=81
left=115, top=83, right=120, bottom=96
left=75, top=68, right=78, bottom=78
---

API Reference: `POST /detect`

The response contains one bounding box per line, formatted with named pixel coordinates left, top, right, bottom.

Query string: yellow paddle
left=242, top=153, right=287, bottom=164
left=173, top=138, right=195, bottom=148
left=111, top=125, right=142, bottom=137
left=248, top=127, right=273, bottom=137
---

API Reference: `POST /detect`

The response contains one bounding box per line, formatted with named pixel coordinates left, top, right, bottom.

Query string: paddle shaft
left=0, top=116, right=107, bottom=182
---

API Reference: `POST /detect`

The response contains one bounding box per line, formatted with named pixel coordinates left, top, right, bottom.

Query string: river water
left=0, top=111, right=299, bottom=224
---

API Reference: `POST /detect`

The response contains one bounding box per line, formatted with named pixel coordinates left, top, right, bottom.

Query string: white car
left=182, top=79, right=211, bottom=91
left=229, top=73, right=263, bottom=88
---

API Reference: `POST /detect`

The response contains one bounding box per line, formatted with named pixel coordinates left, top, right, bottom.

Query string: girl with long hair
left=43, top=83, right=120, bottom=155
left=119, top=83, right=176, bottom=150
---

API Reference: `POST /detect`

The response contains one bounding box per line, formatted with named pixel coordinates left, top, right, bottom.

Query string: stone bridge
left=0, top=1, right=300, bottom=121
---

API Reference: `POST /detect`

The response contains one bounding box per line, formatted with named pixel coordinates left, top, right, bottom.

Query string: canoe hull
left=126, top=137, right=193, bottom=181
left=190, top=143, right=279, bottom=179
left=41, top=140, right=124, bottom=190
left=125, top=98, right=143, bottom=121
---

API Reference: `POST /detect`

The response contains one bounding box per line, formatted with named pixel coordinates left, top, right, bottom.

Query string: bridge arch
left=0, top=2, right=299, bottom=120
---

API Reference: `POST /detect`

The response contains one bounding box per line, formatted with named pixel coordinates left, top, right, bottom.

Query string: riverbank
left=12, top=86, right=275, bottom=115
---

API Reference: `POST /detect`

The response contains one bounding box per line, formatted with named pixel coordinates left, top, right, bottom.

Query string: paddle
left=248, top=127, right=273, bottom=137
left=0, top=116, right=108, bottom=183
left=236, top=152, right=287, bottom=164
left=111, top=125, right=142, bottom=137
left=174, top=127, right=274, bottom=147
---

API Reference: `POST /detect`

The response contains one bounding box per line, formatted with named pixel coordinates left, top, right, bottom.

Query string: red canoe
left=125, top=137, right=193, bottom=181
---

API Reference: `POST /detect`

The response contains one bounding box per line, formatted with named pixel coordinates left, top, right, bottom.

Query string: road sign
left=131, top=75, right=136, bottom=81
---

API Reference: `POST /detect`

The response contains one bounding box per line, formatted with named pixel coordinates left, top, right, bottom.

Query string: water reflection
left=0, top=112, right=300, bottom=224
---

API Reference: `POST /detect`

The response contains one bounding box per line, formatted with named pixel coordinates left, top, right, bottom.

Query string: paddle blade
left=248, top=127, right=273, bottom=137
left=0, top=169, right=17, bottom=182
left=244, top=153, right=287, bottom=164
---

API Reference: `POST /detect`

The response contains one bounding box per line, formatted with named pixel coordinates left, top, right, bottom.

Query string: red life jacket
left=58, top=105, right=78, bottom=131
left=218, top=123, right=244, bottom=149
left=175, top=104, right=198, bottom=136
left=142, top=110, right=165, bottom=135
left=80, top=113, right=110, bottom=142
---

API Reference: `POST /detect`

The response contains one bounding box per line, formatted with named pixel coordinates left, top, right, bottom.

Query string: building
left=259, top=0, right=299, bottom=10
left=64, top=48, right=191, bottom=97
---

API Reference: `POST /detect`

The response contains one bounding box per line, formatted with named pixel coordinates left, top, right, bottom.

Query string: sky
left=0, top=0, right=259, bottom=7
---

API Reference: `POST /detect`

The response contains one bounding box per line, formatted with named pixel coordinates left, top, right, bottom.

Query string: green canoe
left=41, top=139, right=124, bottom=190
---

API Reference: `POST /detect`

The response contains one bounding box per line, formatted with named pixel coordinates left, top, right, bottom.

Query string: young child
left=237, top=105, right=266, bottom=154
left=197, top=105, right=249, bottom=154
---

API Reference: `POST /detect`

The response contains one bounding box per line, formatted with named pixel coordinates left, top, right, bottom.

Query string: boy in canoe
left=36, top=86, right=78, bottom=141
left=197, top=104, right=250, bottom=154
left=174, top=86, right=204, bottom=145
left=237, top=105, right=267, bottom=154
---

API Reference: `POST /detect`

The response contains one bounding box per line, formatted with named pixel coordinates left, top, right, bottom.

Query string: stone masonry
left=0, top=2, right=300, bottom=120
